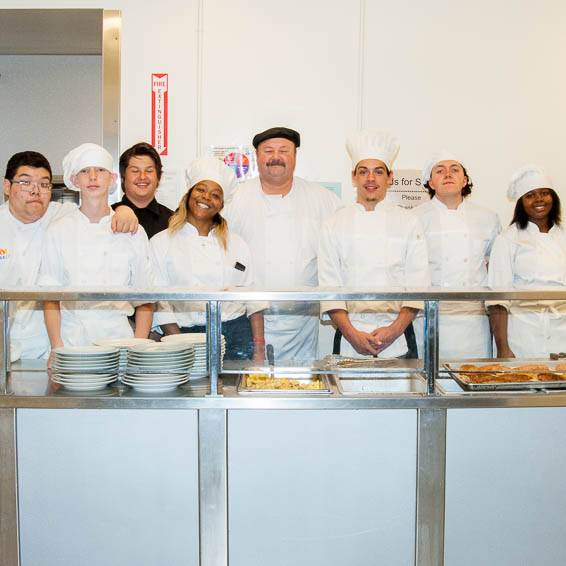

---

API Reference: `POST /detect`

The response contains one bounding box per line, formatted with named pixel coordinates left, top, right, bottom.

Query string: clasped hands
left=346, top=324, right=401, bottom=356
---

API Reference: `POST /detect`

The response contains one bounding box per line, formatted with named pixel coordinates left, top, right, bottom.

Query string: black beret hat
left=252, top=127, right=301, bottom=149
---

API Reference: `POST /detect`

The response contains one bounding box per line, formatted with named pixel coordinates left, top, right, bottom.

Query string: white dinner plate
left=123, top=383, right=184, bottom=393
left=129, top=342, right=194, bottom=354
left=54, top=358, right=119, bottom=364
left=122, top=375, right=189, bottom=392
left=124, top=372, right=189, bottom=380
left=93, top=338, right=155, bottom=348
left=51, top=377, right=117, bottom=391
left=54, top=372, right=116, bottom=379
left=161, top=333, right=225, bottom=344
left=53, top=362, right=118, bottom=373
left=54, top=346, right=120, bottom=356
left=127, top=351, right=194, bottom=360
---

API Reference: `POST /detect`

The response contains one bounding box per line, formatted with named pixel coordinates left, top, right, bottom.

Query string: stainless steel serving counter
left=3, top=288, right=566, bottom=566
left=5, top=360, right=566, bottom=409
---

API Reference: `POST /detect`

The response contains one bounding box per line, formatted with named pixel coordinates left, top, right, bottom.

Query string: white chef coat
left=0, top=201, right=77, bottom=360
left=487, top=221, right=566, bottom=358
left=150, top=223, right=263, bottom=327
left=38, top=209, right=154, bottom=347
left=223, top=176, right=342, bottom=360
left=412, top=197, right=501, bottom=358
left=318, top=201, right=430, bottom=358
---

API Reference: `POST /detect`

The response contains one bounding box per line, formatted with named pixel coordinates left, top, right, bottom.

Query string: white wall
left=1, top=0, right=564, bottom=222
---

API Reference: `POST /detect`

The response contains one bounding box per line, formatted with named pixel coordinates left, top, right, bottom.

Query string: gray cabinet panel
left=228, top=409, right=417, bottom=566
left=445, top=408, right=566, bottom=565
left=17, top=409, right=199, bottom=566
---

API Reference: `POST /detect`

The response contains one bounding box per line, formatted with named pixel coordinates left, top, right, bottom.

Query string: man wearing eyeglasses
left=1, top=151, right=138, bottom=361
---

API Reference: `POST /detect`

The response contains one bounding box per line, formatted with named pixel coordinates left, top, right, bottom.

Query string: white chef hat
left=185, top=157, right=238, bottom=202
left=62, top=143, right=116, bottom=193
left=422, top=150, right=465, bottom=185
left=507, top=164, right=554, bottom=201
left=346, top=131, right=400, bottom=171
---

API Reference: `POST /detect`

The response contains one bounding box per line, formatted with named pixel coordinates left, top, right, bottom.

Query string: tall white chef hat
left=185, top=157, right=238, bottom=202
left=62, top=143, right=116, bottom=193
left=422, top=150, right=465, bottom=185
left=346, top=131, right=400, bottom=171
left=507, top=164, right=554, bottom=201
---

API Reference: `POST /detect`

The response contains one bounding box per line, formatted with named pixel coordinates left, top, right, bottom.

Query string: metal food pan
left=320, top=355, right=418, bottom=376
left=236, top=373, right=331, bottom=395
left=336, top=373, right=426, bottom=396
left=444, top=360, right=566, bottom=391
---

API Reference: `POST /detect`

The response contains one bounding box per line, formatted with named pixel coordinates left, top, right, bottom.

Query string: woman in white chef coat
left=151, top=157, right=265, bottom=361
left=413, top=151, right=501, bottom=358
left=40, top=143, right=154, bottom=365
left=488, top=165, right=566, bottom=358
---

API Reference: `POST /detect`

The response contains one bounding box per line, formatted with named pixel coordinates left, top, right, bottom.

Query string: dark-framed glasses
left=10, top=179, right=52, bottom=193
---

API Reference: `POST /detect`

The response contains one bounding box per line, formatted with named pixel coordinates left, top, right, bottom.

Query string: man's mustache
left=267, top=160, right=285, bottom=167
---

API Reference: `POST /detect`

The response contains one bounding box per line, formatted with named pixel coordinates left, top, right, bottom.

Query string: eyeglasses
left=10, top=179, right=52, bottom=193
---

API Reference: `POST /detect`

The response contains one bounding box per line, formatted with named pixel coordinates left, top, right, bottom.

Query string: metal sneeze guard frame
left=2, top=286, right=566, bottom=395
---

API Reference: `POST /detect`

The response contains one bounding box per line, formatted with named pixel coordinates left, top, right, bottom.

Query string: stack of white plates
left=161, top=333, right=226, bottom=377
left=123, top=342, right=195, bottom=392
left=93, top=338, right=155, bottom=369
left=51, top=346, right=120, bottom=391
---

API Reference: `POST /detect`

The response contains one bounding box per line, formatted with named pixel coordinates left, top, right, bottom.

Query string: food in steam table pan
left=244, top=373, right=324, bottom=390
left=457, top=363, right=566, bottom=384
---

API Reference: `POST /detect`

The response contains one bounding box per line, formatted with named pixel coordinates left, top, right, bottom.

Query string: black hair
left=119, top=142, right=163, bottom=185
left=511, top=188, right=561, bottom=229
left=4, top=151, right=52, bottom=181
left=425, top=164, right=473, bottom=198
left=353, top=163, right=391, bottom=176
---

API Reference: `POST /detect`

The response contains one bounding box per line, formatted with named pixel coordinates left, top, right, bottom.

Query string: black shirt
left=112, top=195, right=174, bottom=239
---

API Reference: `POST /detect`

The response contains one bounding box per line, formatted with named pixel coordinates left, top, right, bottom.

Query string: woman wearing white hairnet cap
left=150, top=157, right=266, bottom=361
left=39, top=143, right=155, bottom=366
left=488, top=165, right=566, bottom=358
left=412, top=151, right=501, bottom=358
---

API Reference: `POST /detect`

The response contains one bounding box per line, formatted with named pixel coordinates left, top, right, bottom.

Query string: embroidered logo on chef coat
left=0, top=248, right=9, bottom=260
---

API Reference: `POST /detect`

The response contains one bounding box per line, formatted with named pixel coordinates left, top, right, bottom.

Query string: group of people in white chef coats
left=319, top=130, right=566, bottom=361
left=2, top=125, right=566, bottom=364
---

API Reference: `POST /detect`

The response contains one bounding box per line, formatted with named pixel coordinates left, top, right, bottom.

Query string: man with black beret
left=223, top=126, right=342, bottom=361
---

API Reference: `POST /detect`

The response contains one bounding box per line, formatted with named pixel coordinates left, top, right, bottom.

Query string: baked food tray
left=236, top=373, right=331, bottom=395
left=444, top=361, right=566, bottom=391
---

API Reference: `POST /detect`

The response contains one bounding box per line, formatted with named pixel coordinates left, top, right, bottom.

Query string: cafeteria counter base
left=3, top=369, right=566, bottom=565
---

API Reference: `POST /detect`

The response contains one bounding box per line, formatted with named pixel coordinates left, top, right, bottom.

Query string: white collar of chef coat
left=431, top=196, right=466, bottom=213
left=180, top=221, right=217, bottom=239
left=261, top=178, right=296, bottom=200
left=76, top=207, right=114, bottom=226
left=354, top=200, right=389, bottom=213
left=5, top=207, right=47, bottom=231
left=526, top=221, right=560, bottom=236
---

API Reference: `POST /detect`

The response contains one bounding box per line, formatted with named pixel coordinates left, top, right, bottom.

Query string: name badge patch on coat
left=234, top=261, right=246, bottom=272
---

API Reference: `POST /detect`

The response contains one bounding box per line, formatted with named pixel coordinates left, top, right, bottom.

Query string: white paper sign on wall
left=386, top=169, right=428, bottom=209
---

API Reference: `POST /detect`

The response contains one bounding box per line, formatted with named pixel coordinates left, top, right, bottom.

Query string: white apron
left=224, top=177, right=342, bottom=361
left=509, top=230, right=566, bottom=357
left=319, top=203, right=430, bottom=358
left=263, top=191, right=318, bottom=360
left=413, top=198, right=500, bottom=358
